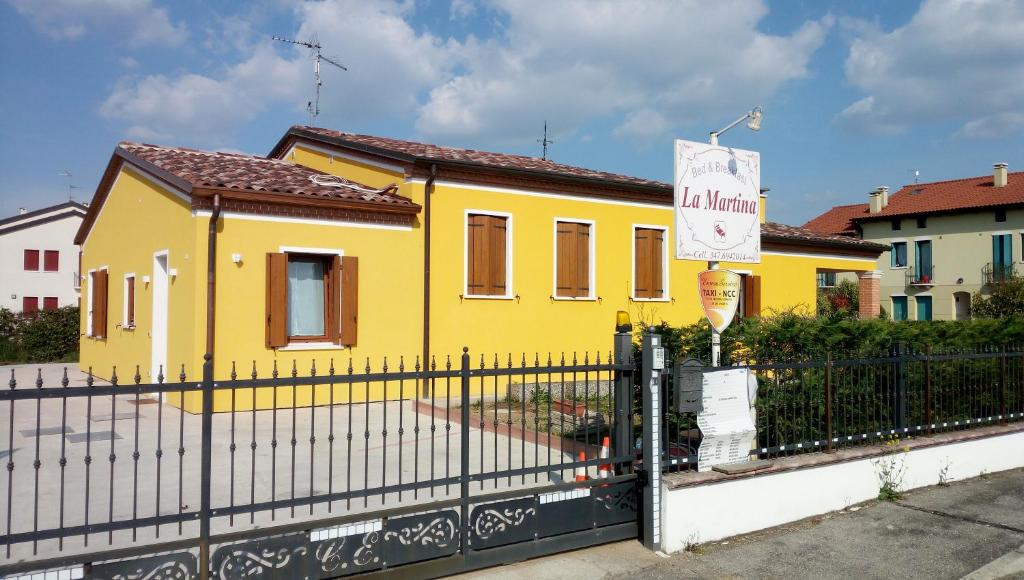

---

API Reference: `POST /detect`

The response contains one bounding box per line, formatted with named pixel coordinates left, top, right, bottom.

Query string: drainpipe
left=422, top=164, right=437, bottom=397
left=205, top=194, right=221, bottom=359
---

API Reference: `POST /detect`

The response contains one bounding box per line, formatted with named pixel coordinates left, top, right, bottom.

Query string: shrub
left=0, top=306, right=80, bottom=363
left=972, top=277, right=1024, bottom=318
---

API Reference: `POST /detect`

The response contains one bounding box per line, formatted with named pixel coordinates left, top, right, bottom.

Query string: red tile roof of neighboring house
left=805, top=170, right=1024, bottom=234
left=279, top=125, right=670, bottom=190
left=802, top=202, right=868, bottom=236
left=761, top=221, right=886, bottom=252
left=119, top=142, right=418, bottom=210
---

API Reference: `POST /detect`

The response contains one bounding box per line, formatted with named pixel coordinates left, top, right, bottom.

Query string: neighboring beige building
left=805, top=164, right=1023, bottom=321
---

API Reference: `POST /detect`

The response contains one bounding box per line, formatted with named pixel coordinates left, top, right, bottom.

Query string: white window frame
left=463, top=209, right=514, bottom=300
left=551, top=218, right=596, bottom=301
left=276, top=246, right=347, bottom=351
left=889, top=239, right=908, bottom=270
left=123, top=273, right=136, bottom=329
left=631, top=224, right=670, bottom=302
left=86, top=266, right=108, bottom=338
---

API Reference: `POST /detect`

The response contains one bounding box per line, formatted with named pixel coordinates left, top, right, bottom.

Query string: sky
left=0, top=0, right=1021, bottom=226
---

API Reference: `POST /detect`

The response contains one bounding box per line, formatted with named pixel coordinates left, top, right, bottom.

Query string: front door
left=151, top=253, right=169, bottom=384
left=916, top=295, right=932, bottom=321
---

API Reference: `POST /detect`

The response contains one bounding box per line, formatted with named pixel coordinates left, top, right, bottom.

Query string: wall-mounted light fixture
left=169, top=268, right=178, bottom=279
left=231, top=253, right=243, bottom=264
left=142, top=275, right=151, bottom=284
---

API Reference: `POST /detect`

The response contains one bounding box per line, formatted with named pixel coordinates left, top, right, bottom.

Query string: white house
left=0, top=201, right=87, bottom=313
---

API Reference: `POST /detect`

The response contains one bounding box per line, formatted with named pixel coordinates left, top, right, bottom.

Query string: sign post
left=674, top=137, right=761, bottom=365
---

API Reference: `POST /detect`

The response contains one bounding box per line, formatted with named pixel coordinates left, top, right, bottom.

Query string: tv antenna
left=272, top=34, right=347, bottom=122
left=57, top=169, right=82, bottom=202
left=537, top=121, right=553, bottom=160
left=908, top=169, right=920, bottom=184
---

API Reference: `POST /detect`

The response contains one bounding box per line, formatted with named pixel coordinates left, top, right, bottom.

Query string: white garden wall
left=661, top=429, right=1024, bottom=553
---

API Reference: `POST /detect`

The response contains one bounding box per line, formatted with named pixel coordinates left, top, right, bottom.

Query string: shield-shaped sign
left=697, top=269, right=741, bottom=333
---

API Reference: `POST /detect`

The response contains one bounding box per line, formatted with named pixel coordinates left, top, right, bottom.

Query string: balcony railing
left=983, top=262, right=1016, bottom=285
left=906, top=265, right=935, bottom=286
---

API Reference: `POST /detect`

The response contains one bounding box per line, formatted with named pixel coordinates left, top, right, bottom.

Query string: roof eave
left=762, top=234, right=887, bottom=255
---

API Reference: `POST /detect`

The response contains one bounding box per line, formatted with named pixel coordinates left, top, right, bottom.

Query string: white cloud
left=100, top=0, right=458, bottom=146
left=7, top=0, right=186, bottom=47
left=416, top=0, right=831, bottom=145
left=450, top=0, right=476, bottom=20
left=838, top=0, right=1024, bottom=139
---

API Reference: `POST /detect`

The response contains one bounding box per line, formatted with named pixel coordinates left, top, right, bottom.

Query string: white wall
left=661, top=429, right=1024, bottom=553
left=0, top=213, right=83, bottom=311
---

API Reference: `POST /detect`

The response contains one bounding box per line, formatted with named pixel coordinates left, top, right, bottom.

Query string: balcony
left=906, top=265, right=935, bottom=287
left=983, top=262, right=1016, bottom=285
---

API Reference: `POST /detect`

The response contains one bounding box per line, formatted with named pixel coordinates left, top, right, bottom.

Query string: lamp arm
left=709, top=112, right=753, bottom=144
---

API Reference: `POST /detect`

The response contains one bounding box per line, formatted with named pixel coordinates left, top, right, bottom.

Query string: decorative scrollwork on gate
left=597, top=485, right=638, bottom=512
left=215, top=546, right=308, bottom=579
left=90, top=552, right=197, bottom=580
left=473, top=506, right=537, bottom=539
left=351, top=530, right=383, bottom=567
left=110, top=561, right=193, bottom=580
left=383, top=517, right=457, bottom=548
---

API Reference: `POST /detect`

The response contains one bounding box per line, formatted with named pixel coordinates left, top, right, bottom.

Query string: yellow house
left=76, top=128, right=885, bottom=411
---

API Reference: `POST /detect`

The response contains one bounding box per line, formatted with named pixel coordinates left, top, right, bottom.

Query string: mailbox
left=673, top=358, right=704, bottom=413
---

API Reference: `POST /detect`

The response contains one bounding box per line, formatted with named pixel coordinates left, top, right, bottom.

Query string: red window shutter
left=555, top=222, right=576, bottom=297
left=126, top=277, right=135, bottom=326
left=265, top=253, right=288, bottom=348
left=487, top=216, right=507, bottom=295
left=576, top=223, right=590, bottom=297
left=23, top=297, right=38, bottom=314
left=44, top=250, right=59, bottom=272
left=339, top=256, right=358, bottom=346
left=24, top=249, right=39, bottom=271
left=92, top=270, right=108, bottom=338
left=43, top=297, right=58, bottom=311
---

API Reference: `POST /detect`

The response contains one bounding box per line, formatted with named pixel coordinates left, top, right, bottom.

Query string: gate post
left=459, top=347, right=471, bottom=556
left=892, top=342, right=907, bottom=433
left=640, top=333, right=665, bottom=552
left=613, top=330, right=634, bottom=475
left=198, top=355, right=214, bottom=580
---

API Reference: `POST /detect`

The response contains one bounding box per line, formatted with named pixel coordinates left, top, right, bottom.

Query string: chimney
left=18, top=207, right=27, bottom=215
left=994, top=163, right=1008, bottom=188
left=868, top=186, right=888, bottom=214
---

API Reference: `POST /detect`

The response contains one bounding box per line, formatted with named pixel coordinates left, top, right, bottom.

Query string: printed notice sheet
left=696, top=367, right=756, bottom=472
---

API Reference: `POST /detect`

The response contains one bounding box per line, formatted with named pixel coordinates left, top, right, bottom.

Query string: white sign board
left=674, top=139, right=761, bottom=263
left=696, top=367, right=756, bottom=472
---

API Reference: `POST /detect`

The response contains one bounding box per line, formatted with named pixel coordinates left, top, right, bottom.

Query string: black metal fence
left=0, top=345, right=637, bottom=577
left=662, top=345, right=1024, bottom=472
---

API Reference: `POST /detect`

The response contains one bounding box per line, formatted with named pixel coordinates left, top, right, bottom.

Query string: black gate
left=0, top=332, right=640, bottom=579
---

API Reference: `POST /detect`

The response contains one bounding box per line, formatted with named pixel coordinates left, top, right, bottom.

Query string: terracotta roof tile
left=862, top=171, right=1024, bottom=219
left=119, top=142, right=418, bottom=209
left=761, top=221, right=886, bottom=252
left=291, top=126, right=669, bottom=189
left=802, top=202, right=868, bottom=236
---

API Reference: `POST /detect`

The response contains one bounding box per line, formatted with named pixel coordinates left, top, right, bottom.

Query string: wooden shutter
left=743, top=275, right=762, bottom=318
left=487, top=216, right=507, bottom=295
left=92, top=270, right=108, bottom=338
left=339, top=256, right=358, bottom=346
left=43, top=297, right=58, bottom=311
left=126, top=277, right=135, bottom=326
left=24, top=249, right=39, bottom=271
left=651, top=229, right=664, bottom=298
left=44, top=250, right=59, bottom=272
left=467, top=214, right=487, bottom=295
left=265, top=253, right=288, bottom=348
left=635, top=228, right=664, bottom=299
left=23, top=297, right=38, bottom=314
left=556, top=222, right=576, bottom=297
left=576, top=223, right=590, bottom=297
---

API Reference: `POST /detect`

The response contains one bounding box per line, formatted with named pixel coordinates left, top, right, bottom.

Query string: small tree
left=816, top=279, right=860, bottom=320
left=972, top=278, right=1024, bottom=318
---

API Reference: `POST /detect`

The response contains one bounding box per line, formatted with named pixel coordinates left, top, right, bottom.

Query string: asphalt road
left=462, top=467, right=1024, bottom=580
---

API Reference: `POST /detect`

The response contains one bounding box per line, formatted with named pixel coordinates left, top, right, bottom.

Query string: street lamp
left=705, top=105, right=764, bottom=367
left=709, top=106, right=763, bottom=146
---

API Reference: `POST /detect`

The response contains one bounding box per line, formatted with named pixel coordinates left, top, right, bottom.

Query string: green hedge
left=640, top=309, right=1024, bottom=364
left=0, top=306, right=80, bottom=363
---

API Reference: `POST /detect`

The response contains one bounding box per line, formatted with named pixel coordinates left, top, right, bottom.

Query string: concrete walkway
left=459, top=467, right=1024, bottom=580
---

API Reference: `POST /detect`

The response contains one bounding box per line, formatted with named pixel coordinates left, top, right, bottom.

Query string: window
left=892, top=296, right=908, bottom=321
left=89, top=269, right=108, bottom=338
left=633, top=226, right=666, bottom=300
left=22, top=297, right=38, bottom=314
left=555, top=220, right=592, bottom=298
left=891, top=219, right=901, bottom=231
left=890, top=242, right=908, bottom=268
left=43, top=297, right=58, bottom=311
left=43, top=250, right=59, bottom=272
left=916, top=296, right=932, bottom=321
left=914, top=240, right=932, bottom=280
left=996, top=209, right=1007, bottom=222
left=265, top=252, right=358, bottom=348
left=916, top=217, right=927, bottom=229
left=466, top=213, right=509, bottom=297
left=24, top=249, right=39, bottom=271
left=124, top=275, right=136, bottom=328
left=817, top=272, right=837, bottom=288
left=742, top=275, right=762, bottom=318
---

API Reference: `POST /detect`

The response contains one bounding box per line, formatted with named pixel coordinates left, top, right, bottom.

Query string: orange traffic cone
left=598, top=436, right=612, bottom=479
left=575, top=451, right=588, bottom=482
